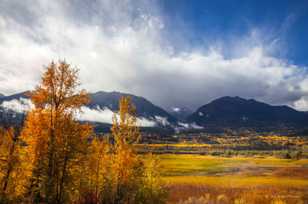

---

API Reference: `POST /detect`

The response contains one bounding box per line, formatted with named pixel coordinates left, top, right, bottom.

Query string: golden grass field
left=156, top=154, right=308, bottom=204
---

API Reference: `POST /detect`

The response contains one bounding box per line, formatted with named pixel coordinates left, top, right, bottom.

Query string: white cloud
left=175, top=122, right=204, bottom=132
left=77, top=106, right=156, bottom=127
left=190, top=123, right=203, bottom=129
left=0, top=98, right=34, bottom=113
left=293, top=96, right=308, bottom=111
left=77, top=106, right=114, bottom=124
left=0, top=0, right=308, bottom=110
left=154, top=116, right=170, bottom=126
left=136, top=117, right=157, bottom=127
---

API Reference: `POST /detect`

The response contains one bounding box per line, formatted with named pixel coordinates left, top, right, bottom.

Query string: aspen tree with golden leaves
left=21, top=61, right=92, bottom=204
left=83, top=97, right=144, bottom=204
left=80, top=137, right=112, bottom=203
left=110, top=96, right=143, bottom=204
left=1, top=61, right=166, bottom=204
left=87, top=96, right=166, bottom=204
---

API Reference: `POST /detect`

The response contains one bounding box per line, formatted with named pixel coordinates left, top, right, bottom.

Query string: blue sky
left=1, top=0, right=308, bottom=110
left=159, top=0, right=308, bottom=65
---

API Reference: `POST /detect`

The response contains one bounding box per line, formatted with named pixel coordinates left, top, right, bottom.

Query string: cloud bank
left=0, top=98, right=34, bottom=113
left=0, top=98, right=156, bottom=127
left=77, top=106, right=156, bottom=127
left=1, top=0, right=308, bottom=110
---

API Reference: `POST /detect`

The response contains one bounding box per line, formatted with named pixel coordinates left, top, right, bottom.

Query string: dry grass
left=155, top=154, right=308, bottom=203
left=163, top=175, right=308, bottom=187
left=171, top=185, right=308, bottom=204
left=136, top=143, right=211, bottom=148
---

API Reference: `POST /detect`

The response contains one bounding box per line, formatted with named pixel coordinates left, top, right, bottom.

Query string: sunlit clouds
left=0, top=0, right=308, bottom=110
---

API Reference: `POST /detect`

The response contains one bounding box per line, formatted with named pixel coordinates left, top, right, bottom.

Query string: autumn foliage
left=0, top=61, right=166, bottom=204
left=79, top=96, right=166, bottom=204
left=0, top=127, right=26, bottom=202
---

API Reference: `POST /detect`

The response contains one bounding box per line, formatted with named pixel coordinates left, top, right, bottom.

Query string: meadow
left=156, top=154, right=308, bottom=204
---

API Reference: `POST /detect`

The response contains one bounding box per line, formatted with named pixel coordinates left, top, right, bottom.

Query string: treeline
left=0, top=62, right=166, bottom=204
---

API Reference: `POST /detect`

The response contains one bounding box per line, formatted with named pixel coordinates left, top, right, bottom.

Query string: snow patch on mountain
left=171, top=107, right=181, bottom=112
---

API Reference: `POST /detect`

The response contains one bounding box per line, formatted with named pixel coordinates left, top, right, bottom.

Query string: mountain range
left=1, top=91, right=308, bottom=134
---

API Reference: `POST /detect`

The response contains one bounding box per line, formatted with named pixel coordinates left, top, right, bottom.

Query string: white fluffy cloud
left=0, top=0, right=308, bottom=110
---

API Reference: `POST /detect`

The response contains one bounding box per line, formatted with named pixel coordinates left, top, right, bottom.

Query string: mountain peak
left=210, top=96, right=270, bottom=107
left=213, top=96, right=256, bottom=103
left=187, top=96, right=307, bottom=132
left=88, top=91, right=177, bottom=124
left=215, top=96, right=245, bottom=101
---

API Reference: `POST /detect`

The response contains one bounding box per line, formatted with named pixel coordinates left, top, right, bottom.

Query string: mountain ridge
left=0, top=90, right=177, bottom=130
left=187, top=96, right=308, bottom=133
left=1, top=92, right=308, bottom=134
left=89, top=91, right=176, bottom=123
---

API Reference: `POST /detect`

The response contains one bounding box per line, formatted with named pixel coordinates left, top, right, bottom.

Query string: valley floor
left=156, top=154, right=308, bottom=204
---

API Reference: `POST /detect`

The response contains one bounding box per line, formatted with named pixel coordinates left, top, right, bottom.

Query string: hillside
left=187, top=96, right=308, bottom=132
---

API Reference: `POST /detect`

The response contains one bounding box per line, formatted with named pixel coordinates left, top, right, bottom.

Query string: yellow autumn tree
left=20, top=61, right=92, bottom=204
left=109, top=97, right=143, bottom=204
left=0, top=127, right=27, bottom=202
left=83, top=96, right=166, bottom=204
left=78, top=136, right=112, bottom=203
left=136, top=153, right=167, bottom=204
left=79, top=97, right=141, bottom=203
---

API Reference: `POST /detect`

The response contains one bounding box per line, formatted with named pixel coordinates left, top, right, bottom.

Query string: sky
left=1, top=0, right=308, bottom=111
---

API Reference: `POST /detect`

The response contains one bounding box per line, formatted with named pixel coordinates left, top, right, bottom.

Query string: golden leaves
left=19, top=61, right=93, bottom=203
left=0, top=61, right=165, bottom=203
left=30, top=61, right=88, bottom=111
